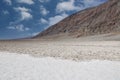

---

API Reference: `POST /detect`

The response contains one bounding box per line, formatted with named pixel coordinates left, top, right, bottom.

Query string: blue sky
left=0, top=0, right=107, bottom=39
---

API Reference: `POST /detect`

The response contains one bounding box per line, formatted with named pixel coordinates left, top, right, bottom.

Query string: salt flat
left=0, top=52, right=120, bottom=80
left=0, top=39, right=120, bottom=61
left=0, top=37, right=120, bottom=80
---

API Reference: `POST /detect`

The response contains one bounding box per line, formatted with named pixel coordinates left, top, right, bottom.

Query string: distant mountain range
left=35, top=0, right=120, bottom=38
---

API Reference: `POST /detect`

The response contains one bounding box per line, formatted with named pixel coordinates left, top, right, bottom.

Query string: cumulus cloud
left=4, top=0, right=12, bottom=5
left=40, top=18, right=48, bottom=24
left=48, top=13, right=68, bottom=26
left=14, top=7, right=32, bottom=21
left=14, top=7, right=31, bottom=12
left=16, top=0, right=34, bottom=5
left=56, top=0, right=106, bottom=13
left=40, top=5, right=49, bottom=16
left=82, top=0, right=105, bottom=7
left=7, top=24, right=30, bottom=32
left=31, top=32, right=40, bottom=36
left=56, top=0, right=79, bottom=13
left=39, top=13, right=68, bottom=29
left=2, top=10, right=9, bottom=15
left=39, top=0, right=50, bottom=3
left=20, top=12, right=32, bottom=21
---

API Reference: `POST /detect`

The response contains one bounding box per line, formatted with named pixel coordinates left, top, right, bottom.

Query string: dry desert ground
left=0, top=34, right=120, bottom=80
left=0, top=34, right=120, bottom=61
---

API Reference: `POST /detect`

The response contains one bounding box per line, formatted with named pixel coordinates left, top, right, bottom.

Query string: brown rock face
left=35, top=0, right=120, bottom=38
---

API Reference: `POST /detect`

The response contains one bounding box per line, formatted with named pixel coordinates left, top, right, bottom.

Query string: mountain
left=35, top=0, right=120, bottom=38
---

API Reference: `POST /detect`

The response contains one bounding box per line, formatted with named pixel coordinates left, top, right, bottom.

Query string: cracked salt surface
left=0, top=52, right=120, bottom=80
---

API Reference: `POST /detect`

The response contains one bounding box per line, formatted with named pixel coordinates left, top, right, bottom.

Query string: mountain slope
left=35, top=0, right=120, bottom=38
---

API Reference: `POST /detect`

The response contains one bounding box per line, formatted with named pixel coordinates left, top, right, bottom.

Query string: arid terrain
left=36, top=0, right=120, bottom=38
left=0, top=34, right=120, bottom=80
left=0, top=0, right=120, bottom=80
left=0, top=34, right=120, bottom=61
left=1, top=0, right=120, bottom=61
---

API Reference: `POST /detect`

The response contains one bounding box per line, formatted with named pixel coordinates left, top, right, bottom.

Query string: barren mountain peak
left=35, top=0, right=120, bottom=38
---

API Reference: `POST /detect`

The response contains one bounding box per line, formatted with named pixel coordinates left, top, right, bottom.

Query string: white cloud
left=56, top=0, right=105, bottom=13
left=39, top=0, right=50, bottom=3
left=16, top=0, right=34, bottom=5
left=7, top=24, right=30, bottom=31
left=4, top=0, right=12, bottom=5
left=82, top=0, right=105, bottom=7
left=84, top=0, right=96, bottom=3
left=20, top=12, right=32, bottom=20
left=2, top=10, right=9, bottom=15
left=83, top=0, right=101, bottom=4
left=40, top=5, right=49, bottom=16
left=25, top=27, right=30, bottom=31
left=14, top=7, right=31, bottom=12
left=38, top=13, right=68, bottom=29
left=56, top=0, right=79, bottom=13
left=14, top=7, right=32, bottom=21
left=32, top=32, right=40, bottom=36
left=39, top=13, right=68, bottom=29
left=40, top=18, right=48, bottom=24
left=47, top=13, right=68, bottom=28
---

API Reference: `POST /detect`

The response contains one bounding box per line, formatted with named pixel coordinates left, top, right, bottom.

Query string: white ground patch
left=0, top=52, right=120, bottom=80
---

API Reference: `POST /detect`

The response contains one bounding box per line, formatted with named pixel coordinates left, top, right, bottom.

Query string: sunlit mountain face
left=0, top=0, right=107, bottom=39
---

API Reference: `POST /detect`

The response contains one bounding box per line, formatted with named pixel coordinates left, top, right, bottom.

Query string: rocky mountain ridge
left=35, top=0, right=120, bottom=38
